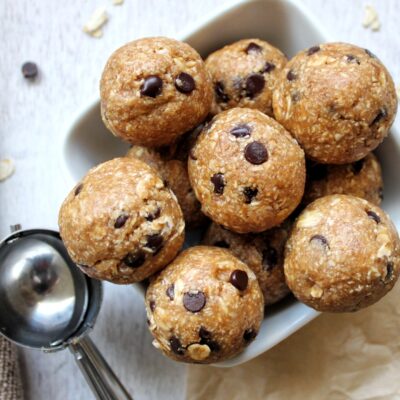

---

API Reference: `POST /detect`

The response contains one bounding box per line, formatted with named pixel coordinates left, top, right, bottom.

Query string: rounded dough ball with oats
left=304, top=153, right=383, bottom=206
left=100, top=37, right=213, bottom=146
left=284, top=195, right=400, bottom=312
left=146, top=246, right=264, bottom=364
left=58, top=157, right=185, bottom=284
left=203, top=222, right=291, bottom=305
left=273, top=42, right=397, bottom=164
left=205, top=38, right=287, bottom=116
left=188, top=107, right=306, bottom=233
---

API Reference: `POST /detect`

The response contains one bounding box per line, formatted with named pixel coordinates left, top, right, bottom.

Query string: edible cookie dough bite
left=205, top=38, right=287, bottom=116
left=146, top=246, right=264, bottom=364
left=284, top=195, right=400, bottom=312
left=273, top=42, right=397, bottom=164
left=58, top=157, right=185, bottom=284
left=304, top=153, right=383, bottom=206
left=188, top=107, right=306, bottom=233
left=100, top=37, right=213, bottom=146
left=203, top=222, right=291, bottom=305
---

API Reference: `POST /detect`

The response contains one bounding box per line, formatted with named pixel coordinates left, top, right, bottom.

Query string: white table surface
left=1, top=0, right=399, bottom=399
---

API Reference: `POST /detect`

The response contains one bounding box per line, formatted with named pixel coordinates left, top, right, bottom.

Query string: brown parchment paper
left=186, top=283, right=400, bottom=400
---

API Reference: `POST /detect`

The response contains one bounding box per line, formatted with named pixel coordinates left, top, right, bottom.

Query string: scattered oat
left=113, top=0, right=124, bottom=5
left=362, top=4, right=381, bottom=32
left=83, top=7, right=108, bottom=38
left=0, top=158, right=15, bottom=182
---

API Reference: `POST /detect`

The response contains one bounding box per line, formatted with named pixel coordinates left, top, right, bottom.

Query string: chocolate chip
left=140, top=75, right=163, bottom=97
left=149, top=300, right=156, bottom=312
left=351, top=159, right=364, bottom=174
left=146, top=234, right=163, bottom=253
left=245, top=42, right=262, bottom=54
left=307, top=45, right=320, bottom=56
left=345, top=54, right=360, bottom=65
left=370, top=108, right=387, bottom=126
left=199, top=327, right=212, bottom=339
left=230, top=124, right=251, bottom=138
left=146, top=318, right=150, bottom=326
left=378, top=187, right=384, bottom=200
left=244, top=141, right=268, bottom=165
left=262, top=246, right=278, bottom=271
left=291, top=91, right=301, bottom=102
left=245, top=73, right=265, bottom=98
left=74, top=183, right=83, bottom=196
left=310, top=234, right=329, bottom=249
left=146, top=207, right=161, bottom=222
left=198, top=327, right=220, bottom=352
left=308, top=163, right=328, bottom=181
left=123, top=250, right=146, bottom=268
left=170, top=336, right=185, bottom=355
left=229, top=270, right=248, bottom=291
left=243, top=187, right=258, bottom=204
left=287, top=70, right=297, bottom=81
left=243, top=329, right=257, bottom=342
left=183, top=291, right=206, bottom=313
left=211, top=173, right=225, bottom=194
left=215, top=81, right=230, bottom=103
left=22, top=62, right=38, bottom=79
left=365, top=48, right=376, bottom=58
left=166, top=284, right=175, bottom=300
left=175, top=72, right=196, bottom=94
left=366, top=210, right=381, bottom=223
left=214, top=240, right=230, bottom=248
left=261, top=62, right=276, bottom=73
left=114, top=214, right=129, bottom=229
left=385, top=262, right=394, bottom=282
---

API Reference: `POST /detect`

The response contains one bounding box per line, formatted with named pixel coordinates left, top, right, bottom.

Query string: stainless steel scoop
left=0, top=227, right=132, bottom=400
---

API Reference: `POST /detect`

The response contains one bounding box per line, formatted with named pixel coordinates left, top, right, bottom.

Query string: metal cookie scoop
left=0, top=227, right=132, bottom=400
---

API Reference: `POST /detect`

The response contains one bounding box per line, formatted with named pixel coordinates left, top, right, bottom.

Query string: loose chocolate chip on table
left=244, top=141, right=268, bottom=165
left=74, top=183, right=83, bottom=196
left=345, top=54, right=360, bottom=65
left=22, top=62, right=38, bottom=79
left=170, top=336, right=185, bottom=355
left=308, top=163, right=328, bottom=181
left=183, top=291, right=206, bottom=312
left=262, top=246, right=278, bottom=271
left=365, top=48, right=376, bottom=58
left=370, top=108, right=387, bottom=126
left=243, top=329, right=257, bottom=342
left=146, top=234, right=164, bottom=253
left=307, top=45, right=320, bottom=56
left=310, top=235, right=330, bottom=249
left=385, top=262, right=394, bottom=282
left=211, top=173, right=225, bottom=194
left=214, top=240, right=230, bottom=248
left=245, top=73, right=265, bottom=98
left=351, top=159, right=364, bottom=174
left=146, top=207, right=161, bottom=222
left=366, top=210, right=381, bottom=223
left=261, top=61, right=275, bottom=74
left=140, top=75, right=163, bottom=97
left=123, top=250, right=146, bottom=268
left=245, top=42, right=262, bottom=54
left=166, top=284, right=175, bottom=300
left=229, top=270, right=248, bottom=291
left=230, top=124, right=251, bottom=138
left=243, top=187, right=258, bottom=204
left=149, top=300, right=156, bottom=312
left=215, top=81, right=230, bottom=103
left=286, top=69, right=297, bottom=81
left=114, top=213, right=129, bottom=229
left=175, top=72, right=196, bottom=94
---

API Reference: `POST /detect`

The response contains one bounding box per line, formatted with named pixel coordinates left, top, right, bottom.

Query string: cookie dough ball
left=304, top=153, right=383, bottom=206
left=205, top=38, right=287, bottom=116
left=188, top=108, right=306, bottom=233
left=100, top=37, right=213, bottom=146
left=203, top=222, right=291, bottom=305
left=58, top=157, right=185, bottom=284
left=284, top=195, right=400, bottom=312
left=146, top=246, right=264, bottom=363
left=273, top=42, right=397, bottom=164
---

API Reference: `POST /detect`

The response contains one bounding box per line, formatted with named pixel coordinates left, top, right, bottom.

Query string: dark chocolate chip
left=146, top=207, right=161, bottom=222
left=22, top=62, right=38, bottom=79
left=166, top=284, right=175, bottom=300
left=308, top=163, right=328, bottom=181
left=74, top=183, right=83, bottom=196
left=346, top=54, right=360, bottom=65
left=307, top=45, right=320, bottom=56
left=175, top=72, right=196, bottom=94
left=230, top=124, right=251, bottom=138
left=385, top=262, right=394, bottom=282
left=291, top=91, right=301, bottom=102
left=114, top=214, right=129, bottom=229
left=149, top=300, right=156, bottom=312
left=211, top=173, right=225, bottom=194
left=243, top=329, right=257, bottom=342
left=310, top=234, right=329, bottom=249
left=261, top=61, right=276, bottom=73
left=215, top=81, right=230, bottom=102
left=199, top=327, right=212, bottom=339
left=245, top=73, right=265, bottom=98
left=365, top=48, right=376, bottom=58
left=214, top=240, right=230, bottom=248
left=378, top=187, right=384, bottom=200
left=183, top=291, right=206, bottom=312
left=245, top=42, right=262, bottom=54
left=146, top=318, right=150, bottom=326
left=123, top=251, right=146, bottom=268
left=244, top=141, right=268, bottom=165
left=140, top=75, right=163, bottom=97
left=229, top=270, right=248, bottom=291
left=351, top=159, right=364, bottom=174
left=287, top=69, right=297, bottom=81
left=243, top=187, right=258, bottom=204
left=262, top=246, right=278, bottom=271
left=170, top=336, right=185, bottom=355
left=366, top=210, right=381, bottom=223
left=370, top=108, right=387, bottom=126
left=198, top=327, right=220, bottom=352
left=146, top=234, right=164, bottom=253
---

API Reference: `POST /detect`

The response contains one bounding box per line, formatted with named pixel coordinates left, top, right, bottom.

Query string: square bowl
left=61, top=0, right=400, bottom=367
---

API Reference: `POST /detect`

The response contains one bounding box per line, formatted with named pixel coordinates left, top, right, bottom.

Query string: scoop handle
left=69, top=335, right=133, bottom=400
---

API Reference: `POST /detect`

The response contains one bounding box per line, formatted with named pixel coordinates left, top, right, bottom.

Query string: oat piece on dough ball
left=100, top=37, right=213, bottom=146
left=58, top=157, right=185, bottom=284
left=273, top=42, right=397, bottom=164
left=284, top=195, right=400, bottom=312
left=188, top=108, right=306, bottom=233
left=206, top=38, right=287, bottom=116
left=304, top=152, right=383, bottom=206
left=203, top=222, right=291, bottom=305
left=146, top=246, right=264, bottom=363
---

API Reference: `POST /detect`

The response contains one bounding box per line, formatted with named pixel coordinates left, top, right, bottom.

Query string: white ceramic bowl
left=62, top=0, right=400, bottom=367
